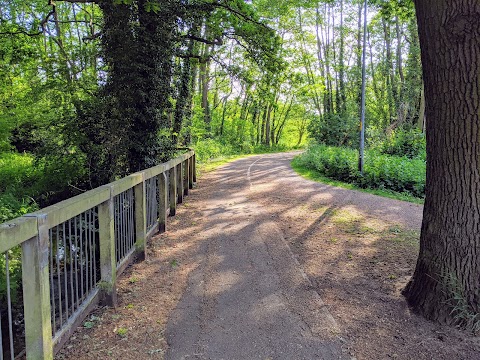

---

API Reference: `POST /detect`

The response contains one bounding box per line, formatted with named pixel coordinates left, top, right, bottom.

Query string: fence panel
left=114, top=188, right=136, bottom=268
left=0, top=150, right=195, bottom=359
left=49, top=209, right=100, bottom=336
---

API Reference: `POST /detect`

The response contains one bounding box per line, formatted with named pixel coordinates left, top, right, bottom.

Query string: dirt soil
left=57, top=152, right=480, bottom=360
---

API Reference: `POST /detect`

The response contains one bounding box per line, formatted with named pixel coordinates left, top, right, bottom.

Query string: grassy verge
left=291, top=156, right=424, bottom=204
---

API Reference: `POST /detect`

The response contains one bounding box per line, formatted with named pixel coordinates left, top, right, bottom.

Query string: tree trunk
left=403, top=0, right=480, bottom=326
left=265, top=104, right=271, bottom=146
left=338, top=0, right=346, bottom=115
left=200, top=25, right=213, bottom=132
left=382, top=16, right=396, bottom=123
left=417, top=82, right=426, bottom=132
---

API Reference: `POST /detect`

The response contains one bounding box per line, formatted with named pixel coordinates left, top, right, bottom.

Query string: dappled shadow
left=233, top=152, right=478, bottom=360
left=61, top=152, right=478, bottom=359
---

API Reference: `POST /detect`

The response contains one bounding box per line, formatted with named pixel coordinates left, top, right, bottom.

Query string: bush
left=296, top=144, right=426, bottom=198
left=308, top=113, right=358, bottom=148
left=380, top=128, right=426, bottom=160
left=0, top=153, right=38, bottom=194
left=194, top=139, right=238, bottom=162
left=0, top=193, right=38, bottom=223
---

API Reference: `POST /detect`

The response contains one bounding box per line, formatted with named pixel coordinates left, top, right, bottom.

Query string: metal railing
left=0, top=150, right=195, bottom=359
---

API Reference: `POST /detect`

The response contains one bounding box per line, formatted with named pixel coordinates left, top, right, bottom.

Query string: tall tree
left=403, top=0, right=480, bottom=327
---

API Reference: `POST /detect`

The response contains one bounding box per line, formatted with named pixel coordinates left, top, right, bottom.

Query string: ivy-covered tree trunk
left=403, top=0, right=480, bottom=326
left=128, top=0, right=176, bottom=172
left=80, top=0, right=137, bottom=184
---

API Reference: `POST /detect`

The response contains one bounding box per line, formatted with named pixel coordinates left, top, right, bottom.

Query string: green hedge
left=296, top=144, right=426, bottom=198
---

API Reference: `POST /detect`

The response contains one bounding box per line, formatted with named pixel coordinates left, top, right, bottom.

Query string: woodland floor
left=57, top=152, right=480, bottom=360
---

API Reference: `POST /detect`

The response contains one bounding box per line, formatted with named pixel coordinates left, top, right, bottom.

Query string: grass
left=116, top=327, right=128, bottom=337
left=291, top=156, right=424, bottom=205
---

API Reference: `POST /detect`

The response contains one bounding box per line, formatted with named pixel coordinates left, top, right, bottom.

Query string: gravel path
left=165, top=152, right=423, bottom=360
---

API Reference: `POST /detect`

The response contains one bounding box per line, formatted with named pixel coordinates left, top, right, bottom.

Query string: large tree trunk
left=403, top=0, right=480, bottom=326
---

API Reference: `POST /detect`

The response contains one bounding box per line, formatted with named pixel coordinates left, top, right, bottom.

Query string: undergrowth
left=294, top=144, right=425, bottom=200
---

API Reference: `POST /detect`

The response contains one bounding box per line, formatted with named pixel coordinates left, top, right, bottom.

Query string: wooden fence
left=0, top=150, right=196, bottom=359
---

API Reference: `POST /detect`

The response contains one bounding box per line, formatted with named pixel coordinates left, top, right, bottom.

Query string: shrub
left=296, top=144, right=426, bottom=198
left=380, top=128, right=426, bottom=160
left=0, top=193, right=38, bottom=223
left=307, top=113, right=358, bottom=148
left=0, top=153, right=38, bottom=194
left=194, top=139, right=237, bottom=162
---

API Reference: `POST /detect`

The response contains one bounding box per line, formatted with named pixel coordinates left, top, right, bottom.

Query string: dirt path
left=58, top=152, right=480, bottom=360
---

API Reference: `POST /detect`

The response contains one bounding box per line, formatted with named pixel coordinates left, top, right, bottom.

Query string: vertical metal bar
left=114, top=197, right=117, bottom=263
left=80, top=212, right=85, bottom=301
left=94, top=208, right=98, bottom=284
left=153, top=179, right=156, bottom=226
left=147, top=179, right=151, bottom=230
left=131, top=189, right=135, bottom=249
left=148, top=179, right=152, bottom=230
left=6, top=253, right=14, bottom=359
left=129, top=190, right=133, bottom=250
left=0, top=259, right=3, bottom=358
left=84, top=211, right=89, bottom=297
left=118, top=194, right=122, bottom=262
left=115, top=196, right=119, bottom=263
left=74, top=216, right=79, bottom=310
left=50, top=227, right=56, bottom=333
left=121, top=192, right=125, bottom=261
left=68, top=219, right=75, bottom=314
left=89, top=209, right=94, bottom=290
left=63, top=222, right=69, bottom=321
left=131, top=189, right=136, bottom=250
left=56, top=225, right=63, bottom=329
left=123, top=192, right=126, bottom=258
left=85, top=210, right=90, bottom=293
left=86, top=210, right=90, bottom=293
left=126, top=191, right=129, bottom=253
left=69, top=219, right=74, bottom=313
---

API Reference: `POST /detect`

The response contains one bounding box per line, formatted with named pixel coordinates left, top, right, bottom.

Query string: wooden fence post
left=134, top=178, right=147, bottom=260
left=169, top=166, right=177, bottom=216
left=158, top=172, right=167, bottom=232
left=176, top=163, right=183, bottom=204
left=22, top=214, right=53, bottom=360
left=183, top=159, right=189, bottom=196
left=192, top=153, right=197, bottom=183
left=189, top=155, right=194, bottom=190
left=98, top=188, right=117, bottom=306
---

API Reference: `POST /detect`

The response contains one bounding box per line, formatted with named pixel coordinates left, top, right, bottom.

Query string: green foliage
left=194, top=139, right=237, bottom=162
left=297, top=144, right=426, bottom=198
left=0, top=194, right=37, bottom=223
left=307, top=113, right=358, bottom=148
left=379, top=128, right=426, bottom=160
left=443, top=272, right=480, bottom=333
left=0, top=153, right=37, bottom=193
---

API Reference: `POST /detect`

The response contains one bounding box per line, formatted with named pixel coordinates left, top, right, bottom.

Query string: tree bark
left=403, top=0, right=480, bottom=326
